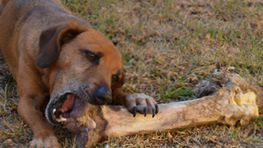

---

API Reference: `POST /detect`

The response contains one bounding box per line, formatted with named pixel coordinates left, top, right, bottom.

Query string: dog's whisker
left=80, top=86, right=92, bottom=101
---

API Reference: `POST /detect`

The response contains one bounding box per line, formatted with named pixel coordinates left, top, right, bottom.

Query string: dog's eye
left=81, top=49, right=101, bottom=64
left=112, top=74, right=119, bottom=84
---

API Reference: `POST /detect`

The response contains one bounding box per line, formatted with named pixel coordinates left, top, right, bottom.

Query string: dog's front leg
left=18, top=95, right=60, bottom=148
left=14, top=58, right=61, bottom=147
left=112, top=88, right=158, bottom=117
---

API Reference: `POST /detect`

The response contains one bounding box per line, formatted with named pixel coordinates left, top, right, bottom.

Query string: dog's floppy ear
left=37, top=21, right=88, bottom=68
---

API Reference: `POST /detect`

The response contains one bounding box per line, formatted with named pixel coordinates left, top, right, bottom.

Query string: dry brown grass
left=0, top=0, right=262, bottom=147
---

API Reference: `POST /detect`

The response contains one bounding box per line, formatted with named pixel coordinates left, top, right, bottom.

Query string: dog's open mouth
left=46, top=93, right=87, bottom=124
left=53, top=93, right=76, bottom=122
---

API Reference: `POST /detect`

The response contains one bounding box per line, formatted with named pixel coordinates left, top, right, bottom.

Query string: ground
left=0, top=0, right=262, bottom=147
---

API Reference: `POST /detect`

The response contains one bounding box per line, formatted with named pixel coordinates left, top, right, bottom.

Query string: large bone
left=66, top=73, right=263, bottom=147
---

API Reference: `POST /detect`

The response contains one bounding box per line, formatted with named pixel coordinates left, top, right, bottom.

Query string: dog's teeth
left=56, top=115, right=67, bottom=122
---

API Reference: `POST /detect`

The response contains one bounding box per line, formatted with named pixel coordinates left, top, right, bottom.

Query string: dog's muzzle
left=45, top=93, right=78, bottom=124
left=45, top=85, right=112, bottom=125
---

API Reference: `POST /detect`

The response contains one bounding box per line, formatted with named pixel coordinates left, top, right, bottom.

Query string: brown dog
left=0, top=0, right=158, bottom=147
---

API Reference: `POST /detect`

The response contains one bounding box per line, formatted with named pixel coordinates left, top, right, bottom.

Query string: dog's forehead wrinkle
left=75, top=34, right=120, bottom=56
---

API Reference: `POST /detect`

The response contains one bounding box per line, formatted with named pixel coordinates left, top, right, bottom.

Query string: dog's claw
left=132, top=107, right=137, bottom=117
left=155, top=104, right=159, bottom=114
left=143, top=107, right=147, bottom=117
left=152, top=108, right=155, bottom=118
left=126, top=93, right=158, bottom=117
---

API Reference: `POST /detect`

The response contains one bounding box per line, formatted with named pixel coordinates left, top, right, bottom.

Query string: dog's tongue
left=59, top=94, right=75, bottom=113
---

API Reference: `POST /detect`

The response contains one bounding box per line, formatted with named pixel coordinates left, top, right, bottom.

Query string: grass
left=163, top=86, right=194, bottom=101
left=0, top=0, right=263, bottom=147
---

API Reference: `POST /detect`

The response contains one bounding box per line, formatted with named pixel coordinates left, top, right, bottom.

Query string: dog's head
left=37, top=21, right=124, bottom=124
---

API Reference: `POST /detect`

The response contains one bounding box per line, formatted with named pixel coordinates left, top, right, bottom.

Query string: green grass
left=0, top=0, right=263, bottom=147
left=163, top=86, right=194, bottom=101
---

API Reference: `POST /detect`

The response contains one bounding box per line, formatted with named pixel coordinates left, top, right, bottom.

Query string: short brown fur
left=0, top=0, right=157, bottom=147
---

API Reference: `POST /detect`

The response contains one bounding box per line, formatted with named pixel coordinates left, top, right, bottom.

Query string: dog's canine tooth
left=56, top=115, right=67, bottom=122
left=53, top=108, right=56, bottom=114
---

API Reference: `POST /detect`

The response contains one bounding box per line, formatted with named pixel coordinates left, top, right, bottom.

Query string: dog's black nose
left=95, top=85, right=112, bottom=104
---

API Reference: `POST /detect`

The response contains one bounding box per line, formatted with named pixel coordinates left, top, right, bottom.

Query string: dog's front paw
left=30, top=135, right=60, bottom=148
left=126, top=93, right=158, bottom=117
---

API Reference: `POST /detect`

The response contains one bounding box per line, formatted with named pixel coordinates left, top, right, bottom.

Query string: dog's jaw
left=45, top=83, right=109, bottom=125
left=45, top=91, right=78, bottom=125
left=45, top=83, right=89, bottom=125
